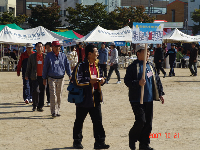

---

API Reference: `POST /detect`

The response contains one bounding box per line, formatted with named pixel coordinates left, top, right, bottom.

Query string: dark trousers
left=32, top=76, right=45, bottom=109
left=181, top=59, right=186, bottom=68
left=129, top=102, right=153, bottom=149
left=107, top=64, right=120, bottom=81
left=73, top=91, right=105, bottom=143
left=99, top=64, right=107, bottom=78
left=155, top=62, right=166, bottom=75
left=46, top=79, right=50, bottom=103
left=169, top=63, right=175, bottom=75
left=189, top=62, right=197, bottom=75
left=22, top=74, right=32, bottom=101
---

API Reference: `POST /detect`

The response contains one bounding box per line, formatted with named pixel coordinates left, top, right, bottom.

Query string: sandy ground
left=0, top=68, right=200, bottom=150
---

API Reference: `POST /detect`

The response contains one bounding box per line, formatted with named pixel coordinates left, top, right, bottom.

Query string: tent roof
left=0, top=23, right=23, bottom=31
left=163, top=28, right=200, bottom=43
left=0, top=26, right=69, bottom=45
left=53, top=30, right=84, bottom=39
left=77, top=25, right=132, bottom=42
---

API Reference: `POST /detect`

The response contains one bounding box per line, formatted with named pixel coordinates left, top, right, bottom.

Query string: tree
left=66, top=3, right=108, bottom=35
left=106, top=6, right=155, bottom=30
left=191, top=9, right=200, bottom=35
left=66, top=4, right=155, bottom=35
left=28, top=2, right=61, bottom=31
left=0, top=11, right=28, bottom=25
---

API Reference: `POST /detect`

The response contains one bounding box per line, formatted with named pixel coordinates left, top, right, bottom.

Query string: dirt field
left=0, top=68, right=200, bottom=150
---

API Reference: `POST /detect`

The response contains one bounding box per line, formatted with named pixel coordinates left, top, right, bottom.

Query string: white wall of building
left=0, top=0, right=16, bottom=17
left=188, top=0, right=200, bottom=26
left=58, top=0, right=121, bottom=26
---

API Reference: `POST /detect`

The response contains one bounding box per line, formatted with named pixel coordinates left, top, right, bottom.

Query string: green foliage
left=28, top=2, right=61, bottom=31
left=191, top=9, right=200, bottom=35
left=0, top=12, right=28, bottom=25
left=66, top=3, right=155, bottom=35
left=66, top=3, right=108, bottom=35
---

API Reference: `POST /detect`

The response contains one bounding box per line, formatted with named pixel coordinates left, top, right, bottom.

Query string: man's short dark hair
left=85, top=44, right=96, bottom=58
left=35, top=42, right=43, bottom=47
left=45, top=42, right=52, bottom=47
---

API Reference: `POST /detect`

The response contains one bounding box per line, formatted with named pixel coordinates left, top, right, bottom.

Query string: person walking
left=107, top=42, right=121, bottom=84
left=98, top=42, right=108, bottom=78
left=189, top=42, right=198, bottom=76
left=44, top=42, right=52, bottom=107
left=124, top=44, right=165, bottom=150
left=25, top=42, right=45, bottom=111
left=17, top=43, right=34, bottom=104
left=154, top=44, right=166, bottom=78
left=72, top=44, right=109, bottom=149
left=165, top=43, right=176, bottom=77
left=42, top=41, right=71, bottom=117
left=68, top=46, right=78, bottom=71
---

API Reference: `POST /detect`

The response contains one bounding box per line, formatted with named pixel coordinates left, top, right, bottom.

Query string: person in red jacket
left=17, top=43, right=34, bottom=104
left=76, top=42, right=85, bottom=62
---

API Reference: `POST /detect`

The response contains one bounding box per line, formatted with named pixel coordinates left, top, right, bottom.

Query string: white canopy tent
left=0, top=26, right=69, bottom=45
left=77, top=25, right=132, bottom=42
left=163, top=28, right=200, bottom=43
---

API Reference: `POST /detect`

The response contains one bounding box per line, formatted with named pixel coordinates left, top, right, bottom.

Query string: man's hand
left=160, top=96, right=164, bottom=104
left=17, top=72, right=20, bottom=76
left=100, top=78, right=105, bottom=84
left=194, top=60, right=197, bottom=62
left=159, top=60, right=161, bottom=62
left=43, top=79, right=46, bottom=86
left=103, top=62, right=106, bottom=64
left=139, top=78, right=146, bottom=86
left=25, top=77, right=28, bottom=80
left=90, top=78, right=98, bottom=85
left=110, top=63, right=113, bottom=66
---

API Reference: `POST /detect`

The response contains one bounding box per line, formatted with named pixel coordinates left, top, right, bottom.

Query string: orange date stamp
left=149, top=133, right=179, bottom=138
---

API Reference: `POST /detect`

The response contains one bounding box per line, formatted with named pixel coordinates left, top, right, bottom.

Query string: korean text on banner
left=132, top=23, right=164, bottom=44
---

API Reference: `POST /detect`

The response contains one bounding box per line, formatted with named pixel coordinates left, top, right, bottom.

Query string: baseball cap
left=110, top=42, right=115, bottom=46
left=52, top=41, right=61, bottom=46
left=26, top=43, right=34, bottom=48
left=171, top=43, right=176, bottom=46
left=135, top=44, right=146, bottom=52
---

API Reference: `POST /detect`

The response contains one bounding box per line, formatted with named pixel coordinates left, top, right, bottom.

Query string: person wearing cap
left=17, top=43, right=35, bottom=104
left=189, top=42, right=198, bottom=76
left=76, top=42, right=85, bottom=62
left=154, top=44, right=166, bottom=78
left=25, top=42, right=45, bottom=111
left=107, top=42, right=121, bottom=84
left=72, top=44, right=109, bottom=149
left=42, top=41, right=71, bottom=117
left=98, top=42, right=108, bottom=78
left=165, top=43, right=177, bottom=77
left=124, top=44, right=165, bottom=150
left=44, top=42, right=52, bottom=107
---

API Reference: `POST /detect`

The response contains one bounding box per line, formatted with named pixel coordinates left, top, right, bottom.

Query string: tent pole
left=3, top=44, right=4, bottom=57
left=1, top=44, right=2, bottom=58
left=18, top=44, right=20, bottom=61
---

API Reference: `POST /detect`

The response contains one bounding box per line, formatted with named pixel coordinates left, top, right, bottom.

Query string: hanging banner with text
left=132, top=23, right=164, bottom=44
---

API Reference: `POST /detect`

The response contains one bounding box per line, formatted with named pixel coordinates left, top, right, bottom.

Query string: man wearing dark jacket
left=17, top=43, right=34, bottom=104
left=154, top=44, right=166, bottom=78
left=165, top=43, right=176, bottom=77
left=124, top=44, right=165, bottom=150
left=189, top=42, right=198, bottom=76
left=72, top=44, right=109, bottom=149
left=25, top=42, right=45, bottom=112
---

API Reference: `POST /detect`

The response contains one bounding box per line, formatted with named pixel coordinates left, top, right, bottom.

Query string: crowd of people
left=15, top=40, right=199, bottom=150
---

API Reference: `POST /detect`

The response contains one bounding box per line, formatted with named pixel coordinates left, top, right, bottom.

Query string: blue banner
left=114, top=41, right=126, bottom=46
left=132, top=23, right=164, bottom=44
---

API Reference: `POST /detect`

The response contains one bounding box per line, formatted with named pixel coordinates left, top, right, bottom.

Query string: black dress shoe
left=94, top=142, right=110, bottom=149
left=32, top=108, right=36, bottom=111
left=56, top=114, right=61, bottom=117
left=37, top=108, right=44, bottom=112
left=73, top=142, right=83, bottom=149
left=139, top=144, right=154, bottom=150
left=163, top=73, right=166, bottom=78
left=52, top=113, right=56, bottom=117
